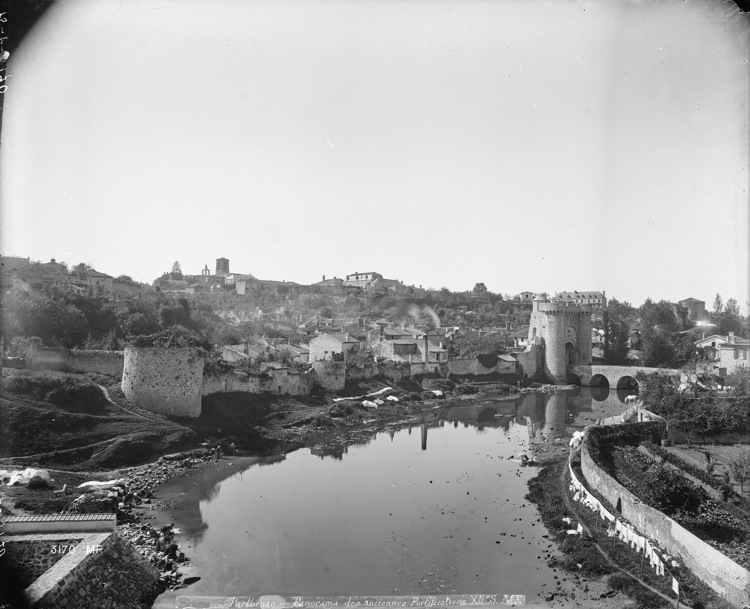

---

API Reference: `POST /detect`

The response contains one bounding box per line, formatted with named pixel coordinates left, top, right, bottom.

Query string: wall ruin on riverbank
left=202, top=366, right=315, bottom=397
left=26, top=338, right=124, bottom=378
left=580, top=424, right=750, bottom=607
left=122, top=347, right=204, bottom=417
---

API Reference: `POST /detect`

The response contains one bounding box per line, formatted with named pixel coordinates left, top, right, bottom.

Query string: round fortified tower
left=122, top=348, right=204, bottom=418
left=527, top=295, right=593, bottom=384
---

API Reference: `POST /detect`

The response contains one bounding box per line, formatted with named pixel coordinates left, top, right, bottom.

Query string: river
left=152, top=387, right=634, bottom=606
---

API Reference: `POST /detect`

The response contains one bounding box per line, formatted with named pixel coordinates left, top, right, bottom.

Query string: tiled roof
left=315, top=332, right=360, bottom=344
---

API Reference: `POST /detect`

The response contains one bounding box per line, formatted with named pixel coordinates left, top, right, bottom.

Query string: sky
left=1, top=0, right=748, bottom=310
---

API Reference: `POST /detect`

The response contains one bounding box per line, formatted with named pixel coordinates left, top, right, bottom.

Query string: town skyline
left=1, top=0, right=748, bottom=312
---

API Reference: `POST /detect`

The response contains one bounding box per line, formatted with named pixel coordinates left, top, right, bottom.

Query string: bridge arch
left=589, top=374, right=609, bottom=388
left=616, top=375, right=638, bottom=391
left=567, top=372, right=582, bottom=386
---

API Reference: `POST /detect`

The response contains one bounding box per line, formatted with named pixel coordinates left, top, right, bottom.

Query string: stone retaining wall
left=26, top=338, right=124, bottom=378
left=202, top=366, right=314, bottom=397
left=0, top=535, right=83, bottom=588
left=311, top=361, right=346, bottom=391
left=580, top=425, right=750, bottom=607
left=25, top=531, right=161, bottom=609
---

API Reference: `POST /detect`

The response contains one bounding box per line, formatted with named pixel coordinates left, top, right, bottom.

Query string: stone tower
left=215, top=257, right=229, bottom=277
left=527, top=295, right=592, bottom=384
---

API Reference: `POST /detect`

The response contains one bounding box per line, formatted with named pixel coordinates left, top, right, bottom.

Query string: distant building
left=516, top=292, right=535, bottom=303
left=0, top=256, right=30, bottom=272
left=678, top=297, right=707, bottom=322
left=717, top=333, right=749, bottom=377
left=41, top=258, right=67, bottom=275
left=84, top=270, right=114, bottom=295
left=555, top=291, right=607, bottom=308
left=309, top=332, right=361, bottom=362
left=344, top=271, right=383, bottom=289
left=215, top=257, right=230, bottom=277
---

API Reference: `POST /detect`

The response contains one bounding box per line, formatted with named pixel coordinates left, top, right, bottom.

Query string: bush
left=2, top=371, right=106, bottom=412
left=643, top=464, right=707, bottom=516
left=27, top=475, right=52, bottom=490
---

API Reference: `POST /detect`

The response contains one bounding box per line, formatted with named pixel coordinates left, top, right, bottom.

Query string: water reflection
left=154, top=388, right=635, bottom=603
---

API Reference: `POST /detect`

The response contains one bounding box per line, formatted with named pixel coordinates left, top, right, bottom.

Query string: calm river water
left=153, top=387, right=633, bottom=606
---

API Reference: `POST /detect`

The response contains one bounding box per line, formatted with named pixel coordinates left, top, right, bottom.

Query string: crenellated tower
left=527, top=295, right=592, bottom=383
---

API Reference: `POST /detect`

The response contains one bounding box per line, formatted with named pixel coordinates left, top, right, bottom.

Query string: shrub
left=27, top=475, right=52, bottom=490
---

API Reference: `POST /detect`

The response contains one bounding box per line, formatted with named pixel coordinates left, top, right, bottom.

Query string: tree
left=602, top=298, right=632, bottom=364
left=729, top=447, right=750, bottom=493
left=473, top=282, right=488, bottom=294
left=639, top=299, right=684, bottom=367
left=713, top=293, right=723, bottom=318
left=171, top=261, right=183, bottom=278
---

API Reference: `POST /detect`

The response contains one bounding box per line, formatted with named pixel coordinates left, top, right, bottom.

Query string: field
left=666, top=445, right=749, bottom=495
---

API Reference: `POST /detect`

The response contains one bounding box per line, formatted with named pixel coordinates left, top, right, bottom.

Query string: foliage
left=636, top=371, right=750, bottom=438
left=602, top=298, right=633, bottom=364
left=638, top=299, right=696, bottom=368
left=472, top=282, right=488, bottom=293
left=171, top=261, right=183, bottom=277
left=729, top=447, right=750, bottom=492
left=2, top=371, right=106, bottom=412
left=711, top=294, right=743, bottom=337
left=643, top=464, right=706, bottom=516
left=726, top=366, right=750, bottom=397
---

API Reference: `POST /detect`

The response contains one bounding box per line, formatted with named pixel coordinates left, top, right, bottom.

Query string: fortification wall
left=311, top=361, right=346, bottom=391
left=409, top=362, right=443, bottom=377
left=446, top=357, right=517, bottom=377
left=516, top=344, right=543, bottom=379
left=345, top=362, right=411, bottom=383
left=26, top=339, right=123, bottom=378
left=122, top=347, right=204, bottom=417
left=24, top=531, right=162, bottom=609
left=580, top=426, right=750, bottom=607
left=202, top=367, right=313, bottom=397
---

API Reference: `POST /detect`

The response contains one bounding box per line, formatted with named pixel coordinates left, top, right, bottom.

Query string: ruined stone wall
left=311, top=361, right=346, bottom=391
left=446, top=357, right=517, bottom=377
left=122, top=347, right=204, bottom=417
left=202, top=367, right=313, bottom=397
left=580, top=428, right=750, bottom=607
left=409, top=362, right=442, bottom=376
left=25, top=532, right=162, bottom=609
left=26, top=339, right=124, bottom=377
left=515, top=343, right=543, bottom=379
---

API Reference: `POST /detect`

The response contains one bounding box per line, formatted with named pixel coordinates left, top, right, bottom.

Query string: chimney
left=322, top=275, right=325, bottom=281
left=728, top=332, right=736, bottom=344
left=423, top=334, right=429, bottom=364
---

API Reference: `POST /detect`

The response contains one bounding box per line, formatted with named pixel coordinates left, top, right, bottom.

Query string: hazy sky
left=1, top=0, right=748, bottom=309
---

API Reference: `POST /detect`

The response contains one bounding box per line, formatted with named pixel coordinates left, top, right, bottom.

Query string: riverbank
left=1, top=377, right=644, bottom=605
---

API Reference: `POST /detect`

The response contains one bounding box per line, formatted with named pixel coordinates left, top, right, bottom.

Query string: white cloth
left=672, top=577, right=679, bottom=595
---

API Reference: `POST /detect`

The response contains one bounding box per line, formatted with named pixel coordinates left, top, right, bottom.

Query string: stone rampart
left=24, top=531, right=162, bottom=609
left=446, top=356, right=517, bottom=377
left=409, top=362, right=443, bottom=377
left=311, top=361, right=346, bottom=391
left=515, top=344, right=543, bottom=379
left=202, top=366, right=313, bottom=397
left=122, top=347, right=204, bottom=417
left=580, top=425, right=750, bottom=607
left=26, top=339, right=124, bottom=378
left=345, top=362, right=411, bottom=383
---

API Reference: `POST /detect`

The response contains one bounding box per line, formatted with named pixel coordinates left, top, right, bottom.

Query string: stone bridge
left=567, top=365, right=680, bottom=389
